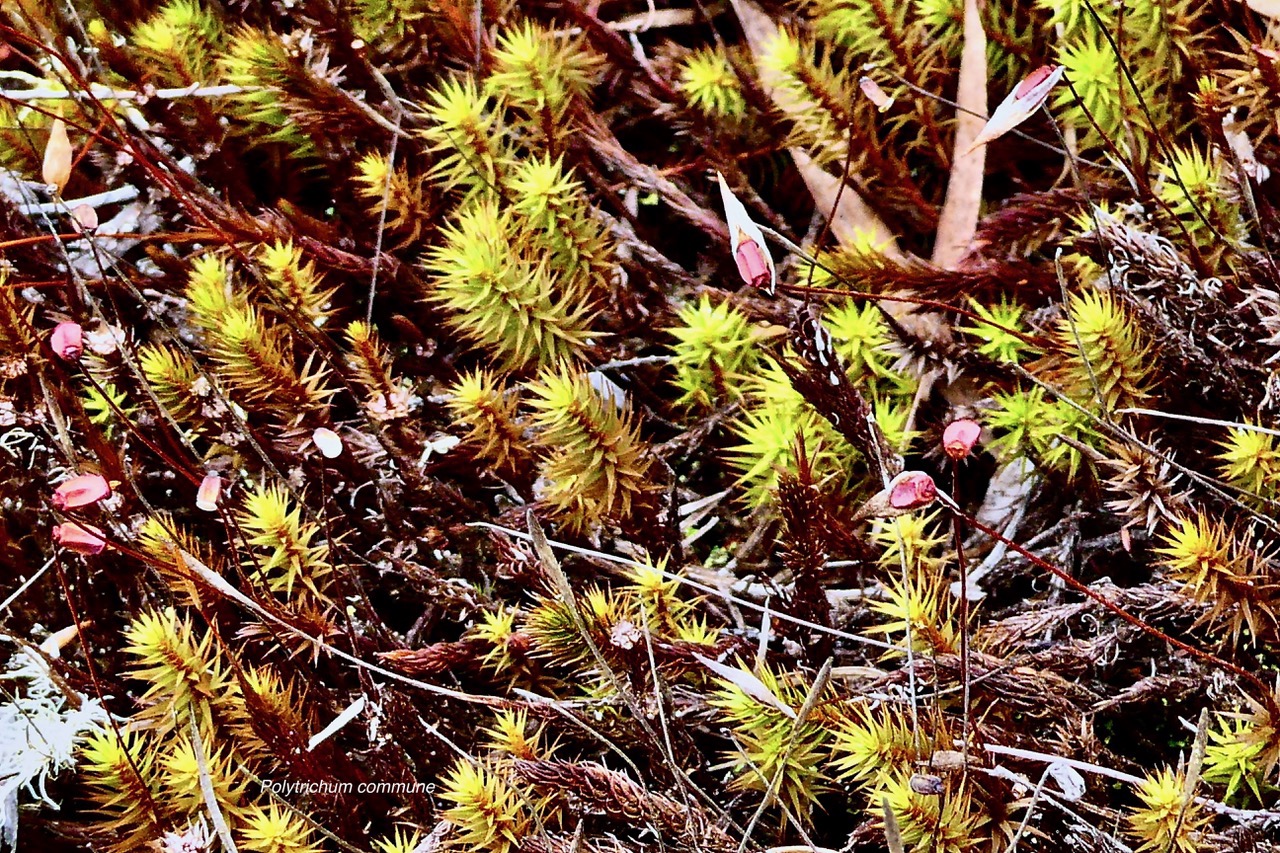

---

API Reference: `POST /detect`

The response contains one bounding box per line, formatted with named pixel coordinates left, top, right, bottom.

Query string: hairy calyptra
left=965, top=64, right=1063, bottom=154
left=853, top=471, right=938, bottom=521
left=50, top=322, right=83, bottom=362
left=716, top=172, right=776, bottom=294
left=42, top=117, right=73, bottom=193
left=942, top=419, right=982, bottom=460
left=53, top=521, right=107, bottom=555
left=52, top=474, right=111, bottom=510
left=312, top=427, right=344, bottom=459
left=196, top=473, right=222, bottom=512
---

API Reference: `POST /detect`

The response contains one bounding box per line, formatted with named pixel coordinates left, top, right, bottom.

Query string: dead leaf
left=729, top=0, right=899, bottom=255
left=1246, top=0, right=1280, bottom=19
left=70, top=203, right=98, bottom=232
left=883, top=795, right=906, bottom=853
left=1048, top=761, right=1087, bottom=801
left=975, top=456, right=1036, bottom=529
left=932, top=0, right=987, bottom=269
left=608, top=8, right=695, bottom=31
left=791, top=151, right=901, bottom=256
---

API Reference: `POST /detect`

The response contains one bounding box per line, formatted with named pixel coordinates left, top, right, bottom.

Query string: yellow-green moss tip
left=239, top=802, right=324, bottom=853
left=1216, top=425, right=1280, bottom=503
left=1054, top=289, right=1153, bottom=412
left=668, top=295, right=763, bottom=409
left=679, top=48, right=746, bottom=118
left=447, top=370, right=528, bottom=472
left=425, top=201, right=600, bottom=372
left=239, top=482, right=332, bottom=601
left=439, top=758, right=532, bottom=853
left=1127, top=766, right=1210, bottom=853
left=526, top=366, right=652, bottom=532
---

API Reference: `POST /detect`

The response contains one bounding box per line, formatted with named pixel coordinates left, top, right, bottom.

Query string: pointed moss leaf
left=694, top=653, right=797, bottom=720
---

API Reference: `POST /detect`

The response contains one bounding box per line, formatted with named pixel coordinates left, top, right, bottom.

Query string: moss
left=11, top=4, right=1280, bottom=853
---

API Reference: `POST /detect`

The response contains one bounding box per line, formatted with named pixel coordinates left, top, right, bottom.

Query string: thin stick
left=0, top=557, right=54, bottom=616
left=189, top=714, right=239, bottom=853
left=365, top=80, right=405, bottom=325
left=50, top=553, right=166, bottom=826
left=1115, top=409, right=1280, bottom=437
left=1054, top=248, right=1111, bottom=423
left=952, top=459, right=971, bottom=766
left=803, top=121, right=857, bottom=292
left=1003, top=764, right=1051, bottom=853
left=468, top=521, right=913, bottom=655
left=933, top=489, right=1280, bottom=720
left=0, top=82, right=254, bottom=101
left=736, top=659, right=832, bottom=851
left=895, top=499, right=921, bottom=744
